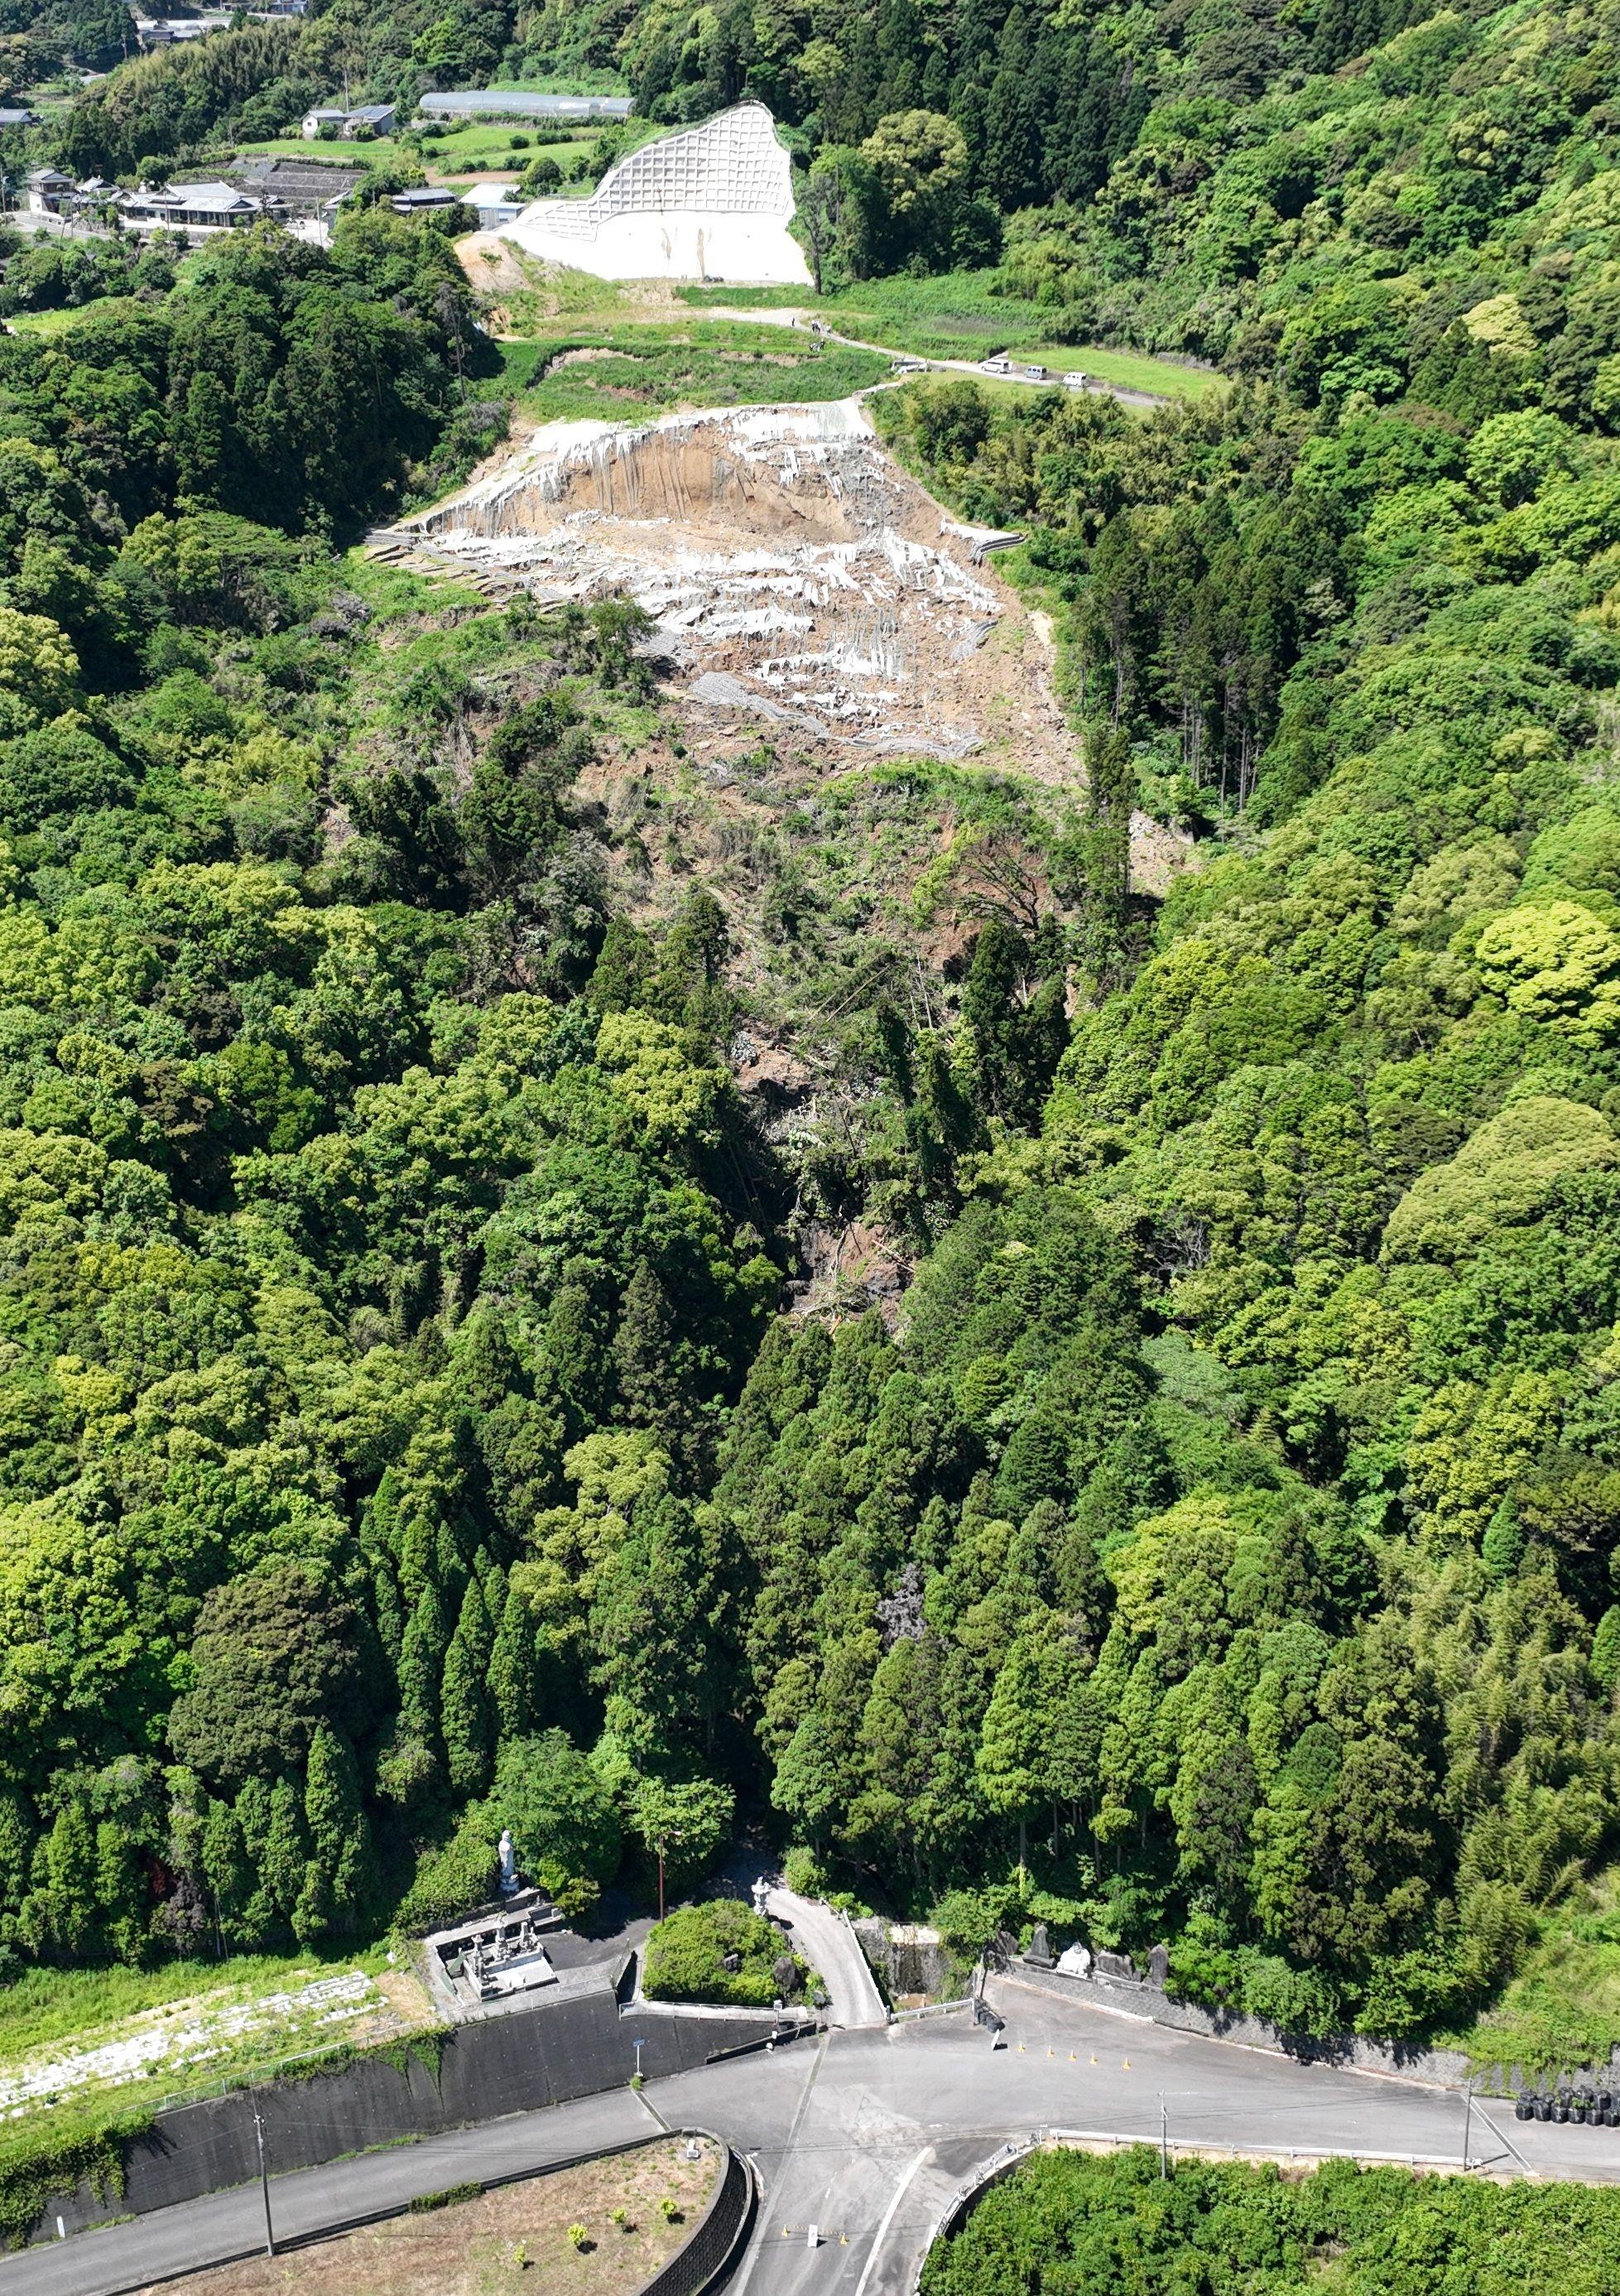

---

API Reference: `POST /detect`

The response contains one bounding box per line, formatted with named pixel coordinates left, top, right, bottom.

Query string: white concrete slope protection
left=502, top=100, right=812, bottom=284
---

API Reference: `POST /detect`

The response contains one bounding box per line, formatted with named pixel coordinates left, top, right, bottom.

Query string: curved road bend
left=6, top=1977, right=1617, bottom=2296
left=767, top=1889, right=888, bottom=2029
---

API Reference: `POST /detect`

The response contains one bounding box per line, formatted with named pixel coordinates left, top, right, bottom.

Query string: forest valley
left=5, top=0, right=1620, bottom=2071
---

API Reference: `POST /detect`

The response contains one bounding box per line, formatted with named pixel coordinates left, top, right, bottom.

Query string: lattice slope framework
left=502, top=100, right=813, bottom=284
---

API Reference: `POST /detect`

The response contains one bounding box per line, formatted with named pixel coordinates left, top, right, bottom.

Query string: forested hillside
left=2, top=0, right=1620, bottom=2074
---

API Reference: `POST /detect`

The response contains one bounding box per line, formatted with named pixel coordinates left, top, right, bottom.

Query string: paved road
left=767, top=1890, right=887, bottom=2029
left=9, top=1976, right=1619, bottom=2296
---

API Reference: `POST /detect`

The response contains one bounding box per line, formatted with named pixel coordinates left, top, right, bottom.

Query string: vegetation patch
left=921, top=2147, right=1620, bottom=2296
left=642, top=1900, right=810, bottom=2007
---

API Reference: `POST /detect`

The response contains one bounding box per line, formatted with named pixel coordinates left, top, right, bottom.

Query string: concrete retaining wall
left=1003, top=1961, right=1547, bottom=2095
left=637, top=2144, right=754, bottom=2296
left=23, top=1991, right=778, bottom=2248
left=854, top=1918, right=958, bottom=2003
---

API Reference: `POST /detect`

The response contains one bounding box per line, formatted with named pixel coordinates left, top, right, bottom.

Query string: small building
left=462, top=182, right=524, bottom=228
left=301, top=100, right=396, bottom=138
left=0, top=108, right=38, bottom=130
left=388, top=185, right=462, bottom=214
left=24, top=167, right=75, bottom=215
left=132, top=12, right=231, bottom=44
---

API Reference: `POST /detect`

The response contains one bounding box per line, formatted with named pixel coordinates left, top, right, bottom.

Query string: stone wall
left=1002, top=1960, right=1556, bottom=2096
left=635, top=2145, right=754, bottom=2296
left=853, top=1918, right=959, bottom=2003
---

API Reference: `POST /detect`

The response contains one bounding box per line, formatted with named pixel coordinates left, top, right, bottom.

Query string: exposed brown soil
left=395, top=401, right=1081, bottom=783
left=125, top=2136, right=720, bottom=2296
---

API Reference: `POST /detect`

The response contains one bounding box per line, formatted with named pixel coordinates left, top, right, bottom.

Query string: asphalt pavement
left=7, top=1975, right=1619, bottom=2296
left=767, top=1890, right=888, bottom=2029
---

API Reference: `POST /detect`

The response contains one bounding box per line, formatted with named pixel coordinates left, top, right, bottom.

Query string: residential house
left=387, top=185, right=461, bottom=214
left=300, top=101, right=396, bottom=138
left=119, top=180, right=271, bottom=232
left=24, top=167, right=75, bottom=215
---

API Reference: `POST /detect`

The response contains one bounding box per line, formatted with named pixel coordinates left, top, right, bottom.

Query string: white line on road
left=853, top=2147, right=931, bottom=2296
left=729, top=2029, right=830, bottom=2296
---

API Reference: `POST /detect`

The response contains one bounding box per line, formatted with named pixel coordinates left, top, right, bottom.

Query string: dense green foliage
left=642, top=1898, right=807, bottom=2005
left=5, top=0, right=1620, bottom=2100
left=922, top=2147, right=1620, bottom=2296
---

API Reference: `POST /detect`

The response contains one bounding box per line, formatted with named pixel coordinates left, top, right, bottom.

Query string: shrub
left=782, top=1845, right=826, bottom=1895
left=642, top=1898, right=808, bottom=2007
left=567, top=2221, right=591, bottom=2250
left=393, top=1807, right=499, bottom=1935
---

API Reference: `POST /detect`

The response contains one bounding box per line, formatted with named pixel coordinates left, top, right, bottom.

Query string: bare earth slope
left=380, top=397, right=1076, bottom=779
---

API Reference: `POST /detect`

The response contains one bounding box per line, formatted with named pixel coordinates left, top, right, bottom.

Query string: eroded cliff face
left=381, top=397, right=1079, bottom=779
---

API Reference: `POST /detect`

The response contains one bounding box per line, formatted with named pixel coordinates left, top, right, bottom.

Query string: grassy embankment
left=493, top=322, right=887, bottom=422
left=681, top=272, right=1220, bottom=400
left=1443, top=1861, right=1620, bottom=2080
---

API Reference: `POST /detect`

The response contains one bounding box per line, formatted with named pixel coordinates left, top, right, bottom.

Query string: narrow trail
left=694, top=302, right=1176, bottom=408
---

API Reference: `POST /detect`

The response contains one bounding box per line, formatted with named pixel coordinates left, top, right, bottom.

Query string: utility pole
left=1159, top=2095, right=1169, bottom=2180
left=251, top=2093, right=275, bottom=2256
left=656, top=1836, right=666, bottom=1923
left=1463, top=2082, right=1473, bottom=2173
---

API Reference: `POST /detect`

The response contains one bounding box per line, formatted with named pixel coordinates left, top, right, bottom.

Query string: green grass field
left=234, top=123, right=600, bottom=173
left=0, top=1946, right=398, bottom=2067
left=493, top=320, right=887, bottom=422
left=679, top=272, right=1219, bottom=401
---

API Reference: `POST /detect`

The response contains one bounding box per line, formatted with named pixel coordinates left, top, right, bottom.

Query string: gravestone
left=1026, top=1922, right=1055, bottom=1969
left=1096, top=1949, right=1139, bottom=1983
left=1146, top=1943, right=1171, bottom=1987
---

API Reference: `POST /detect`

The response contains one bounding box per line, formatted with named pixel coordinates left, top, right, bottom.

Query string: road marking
left=853, top=2147, right=930, bottom=2296
left=729, top=2029, right=830, bottom=2296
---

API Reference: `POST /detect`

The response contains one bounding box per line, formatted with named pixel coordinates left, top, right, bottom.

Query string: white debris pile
left=0, top=1970, right=377, bottom=2119
left=393, top=397, right=1046, bottom=767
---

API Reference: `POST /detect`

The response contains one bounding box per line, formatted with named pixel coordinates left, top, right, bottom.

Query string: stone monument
left=498, top=1827, right=519, bottom=1898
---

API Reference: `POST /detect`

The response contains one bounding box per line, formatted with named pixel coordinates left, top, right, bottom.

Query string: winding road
left=766, top=1888, right=887, bottom=2029
left=5, top=1968, right=1617, bottom=2296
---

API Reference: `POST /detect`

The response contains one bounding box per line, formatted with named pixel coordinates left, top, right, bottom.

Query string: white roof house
left=119, top=181, right=268, bottom=230
left=503, top=101, right=810, bottom=285
left=463, top=183, right=524, bottom=227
